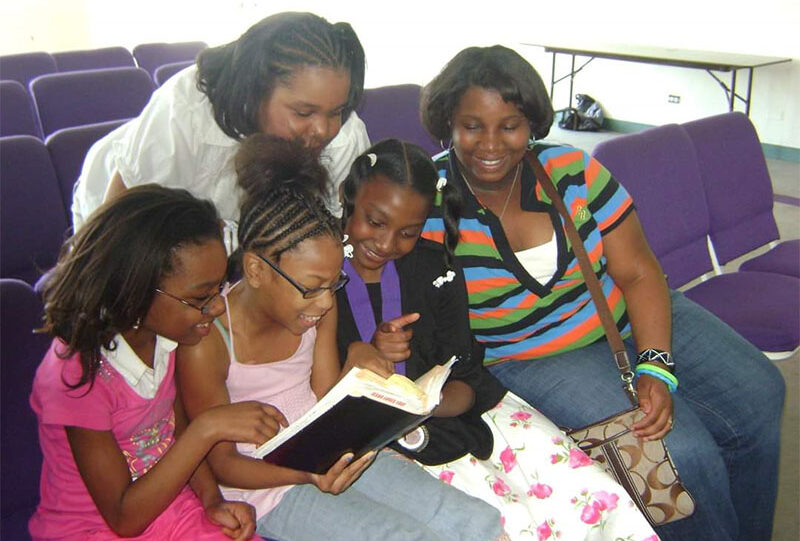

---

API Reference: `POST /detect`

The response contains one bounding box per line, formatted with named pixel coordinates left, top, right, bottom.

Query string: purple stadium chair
left=682, top=112, right=799, bottom=278
left=52, top=46, right=135, bottom=72
left=356, top=84, right=440, bottom=156
left=593, top=124, right=713, bottom=289
left=45, top=119, right=127, bottom=218
left=29, top=67, right=154, bottom=137
left=132, top=41, right=207, bottom=77
left=1, top=278, right=50, bottom=540
left=0, top=80, right=43, bottom=138
left=593, top=124, right=799, bottom=355
left=153, top=60, right=193, bottom=86
left=0, top=51, right=56, bottom=86
left=0, top=136, right=69, bottom=285
left=739, top=239, right=800, bottom=278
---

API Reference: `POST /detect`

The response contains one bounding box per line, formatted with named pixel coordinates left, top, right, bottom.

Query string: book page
left=414, top=355, right=458, bottom=410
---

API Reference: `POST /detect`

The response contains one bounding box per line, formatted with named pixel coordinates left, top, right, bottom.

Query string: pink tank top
left=215, top=283, right=319, bottom=518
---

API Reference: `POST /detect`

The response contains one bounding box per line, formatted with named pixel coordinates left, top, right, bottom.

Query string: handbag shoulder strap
left=525, top=151, right=637, bottom=405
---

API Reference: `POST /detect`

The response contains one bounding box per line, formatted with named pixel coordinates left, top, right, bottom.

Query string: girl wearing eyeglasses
left=175, top=134, right=508, bottom=541
left=29, top=185, right=280, bottom=540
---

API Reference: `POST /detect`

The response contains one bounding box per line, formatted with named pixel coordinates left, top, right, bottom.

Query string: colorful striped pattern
left=422, top=144, right=633, bottom=365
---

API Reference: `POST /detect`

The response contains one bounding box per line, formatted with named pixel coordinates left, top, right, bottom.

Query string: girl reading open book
left=175, top=135, right=507, bottom=541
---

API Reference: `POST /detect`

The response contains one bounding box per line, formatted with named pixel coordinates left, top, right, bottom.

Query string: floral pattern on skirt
left=419, top=393, right=659, bottom=541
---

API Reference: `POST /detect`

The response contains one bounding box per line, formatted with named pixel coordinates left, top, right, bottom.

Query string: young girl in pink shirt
left=29, top=185, right=280, bottom=540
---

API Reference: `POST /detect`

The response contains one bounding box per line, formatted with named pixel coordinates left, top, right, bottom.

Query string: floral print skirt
left=419, top=393, right=659, bottom=541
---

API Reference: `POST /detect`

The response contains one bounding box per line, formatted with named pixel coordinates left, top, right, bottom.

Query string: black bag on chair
left=558, top=93, right=604, bottom=131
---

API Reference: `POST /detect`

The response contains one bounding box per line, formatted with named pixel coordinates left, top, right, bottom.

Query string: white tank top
left=214, top=282, right=319, bottom=518
left=514, top=230, right=558, bottom=284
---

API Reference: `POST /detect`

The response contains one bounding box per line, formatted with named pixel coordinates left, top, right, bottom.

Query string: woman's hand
left=632, top=375, right=673, bottom=441
left=342, top=341, right=394, bottom=378
left=310, top=451, right=376, bottom=494
left=196, top=401, right=288, bottom=447
left=205, top=499, right=258, bottom=541
left=372, top=312, right=421, bottom=363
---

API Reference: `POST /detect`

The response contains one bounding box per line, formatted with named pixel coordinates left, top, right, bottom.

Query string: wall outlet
left=668, top=94, right=681, bottom=104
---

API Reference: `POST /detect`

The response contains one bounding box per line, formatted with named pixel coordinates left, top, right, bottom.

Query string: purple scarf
left=342, top=259, right=405, bottom=375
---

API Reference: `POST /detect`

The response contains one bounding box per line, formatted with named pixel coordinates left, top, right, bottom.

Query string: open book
left=251, top=356, right=458, bottom=473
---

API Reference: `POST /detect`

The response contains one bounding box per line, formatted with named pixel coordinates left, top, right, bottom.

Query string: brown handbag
left=525, top=151, right=696, bottom=526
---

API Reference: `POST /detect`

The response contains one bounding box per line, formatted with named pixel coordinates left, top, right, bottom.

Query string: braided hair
left=341, top=138, right=461, bottom=271
left=198, top=12, right=365, bottom=140
left=235, top=134, right=341, bottom=262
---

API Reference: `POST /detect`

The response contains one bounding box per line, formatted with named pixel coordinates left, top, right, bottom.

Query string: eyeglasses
left=256, top=253, right=349, bottom=299
left=154, top=284, right=225, bottom=315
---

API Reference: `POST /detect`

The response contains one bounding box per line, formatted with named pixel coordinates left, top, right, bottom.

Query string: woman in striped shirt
left=419, top=45, right=784, bottom=541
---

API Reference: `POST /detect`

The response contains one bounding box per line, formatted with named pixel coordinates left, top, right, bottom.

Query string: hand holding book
left=308, top=450, right=377, bottom=495
left=251, top=356, right=459, bottom=474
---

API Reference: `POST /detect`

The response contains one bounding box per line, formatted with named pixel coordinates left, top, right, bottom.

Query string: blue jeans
left=256, top=449, right=503, bottom=541
left=488, top=291, right=784, bottom=541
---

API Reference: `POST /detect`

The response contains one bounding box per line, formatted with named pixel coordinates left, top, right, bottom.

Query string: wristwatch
left=398, top=426, right=429, bottom=452
left=637, top=348, right=675, bottom=372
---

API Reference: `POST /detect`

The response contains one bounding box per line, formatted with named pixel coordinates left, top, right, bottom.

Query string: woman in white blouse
left=72, top=12, right=370, bottom=231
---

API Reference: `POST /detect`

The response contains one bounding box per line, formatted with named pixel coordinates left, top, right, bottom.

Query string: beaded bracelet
left=635, top=363, right=679, bottom=392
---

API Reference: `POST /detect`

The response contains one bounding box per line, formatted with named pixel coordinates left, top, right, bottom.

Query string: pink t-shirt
left=28, top=340, right=190, bottom=540
left=216, top=321, right=319, bottom=519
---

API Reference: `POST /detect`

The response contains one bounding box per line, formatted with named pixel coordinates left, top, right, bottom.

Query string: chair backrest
left=592, top=124, right=713, bottom=288
left=132, top=41, right=207, bottom=77
left=0, top=136, right=69, bottom=284
left=0, top=278, right=48, bottom=534
left=153, top=60, right=194, bottom=86
left=356, top=84, right=440, bottom=155
left=0, top=51, right=56, bottom=86
left=0, top=80, right=43, bottom=138
left=682, top=112, right=779, bottom=264
left=52, top=46, right=135, bottom=72
left=45, top=119, right=128, bottom=217
left=29, top=67, right=154, bottom=137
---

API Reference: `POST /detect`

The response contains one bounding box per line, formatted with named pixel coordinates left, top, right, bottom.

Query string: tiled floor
left=543, top=123, right=800, bottom=540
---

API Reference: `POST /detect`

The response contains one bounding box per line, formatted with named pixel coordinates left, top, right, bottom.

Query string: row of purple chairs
left=2, top=68, right=149, bottom=139
left=1, top=43, right=205, bottom=139
left=1, top=121, right=124, bottom=284
left=0, top=42, right=206, bottom=86
left=592, top=112, right=798, bottom=357
left=1, top=61, right=195, bottom=139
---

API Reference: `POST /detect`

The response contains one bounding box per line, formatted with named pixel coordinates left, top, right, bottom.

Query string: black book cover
left=261, top=395, right=430, bottom=474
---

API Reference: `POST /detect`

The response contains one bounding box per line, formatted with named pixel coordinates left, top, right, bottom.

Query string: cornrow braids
left=341, top=138, right=460, bottom=270
left=235, top=134, right=341, bottom=261
left=197, top=12, right=365, bottom=140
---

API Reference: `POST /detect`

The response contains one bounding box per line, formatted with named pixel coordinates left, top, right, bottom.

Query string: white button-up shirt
left=102, top=334, right=178, bottom=399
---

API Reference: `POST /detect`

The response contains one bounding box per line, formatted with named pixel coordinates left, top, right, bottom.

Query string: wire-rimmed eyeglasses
left=154, top=283, right=225, bottom=315
left=256, top=253, right=349, bottom=299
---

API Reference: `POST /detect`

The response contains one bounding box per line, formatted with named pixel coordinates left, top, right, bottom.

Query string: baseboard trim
left=603, top=118, right=800, bottom=163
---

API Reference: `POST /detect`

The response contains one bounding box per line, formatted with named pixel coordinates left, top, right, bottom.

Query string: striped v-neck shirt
left=422, top=144, right=633, bottom=365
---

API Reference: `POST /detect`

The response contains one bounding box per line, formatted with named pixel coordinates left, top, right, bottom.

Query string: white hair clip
left=342, top=234, right=354, bottom=259
left=367, top=153, right=377, bottom=167
left=432, top=270, right=456, bottom=288
left=436, top=177, right=447, bottom=192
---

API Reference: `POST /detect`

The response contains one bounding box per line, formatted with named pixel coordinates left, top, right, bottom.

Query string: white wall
left=2, top=0, right=798, bottom=148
